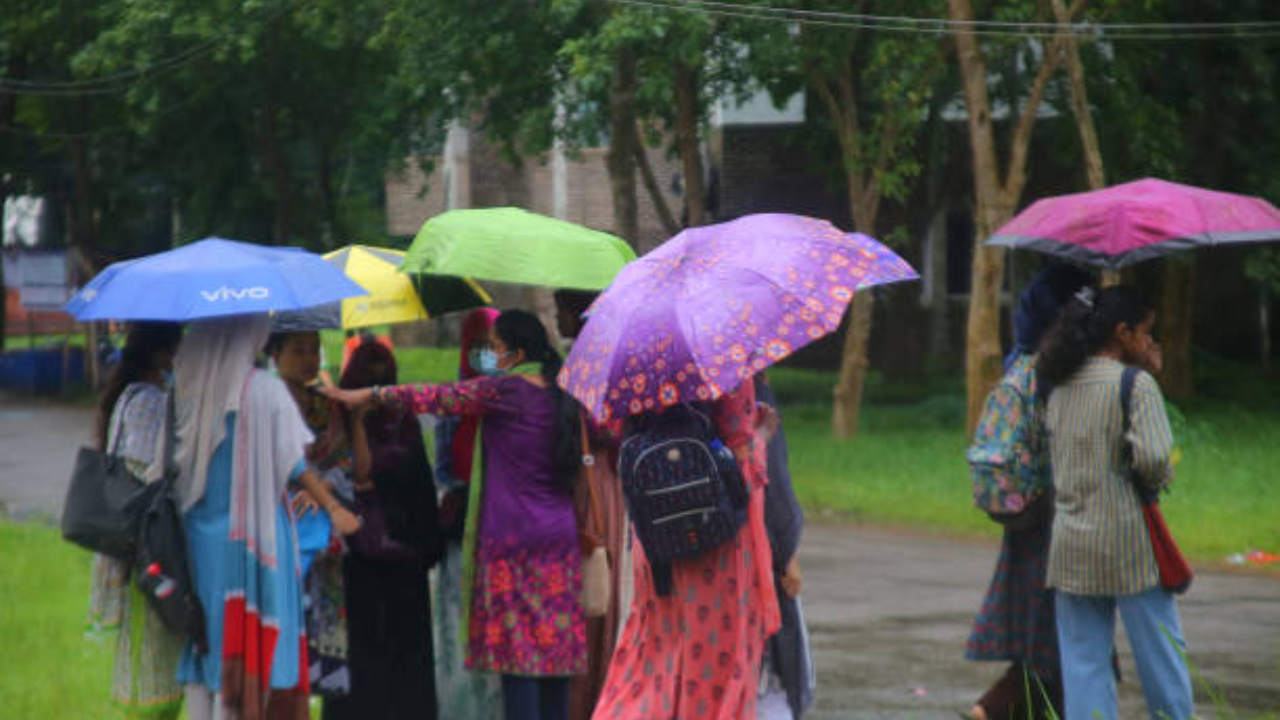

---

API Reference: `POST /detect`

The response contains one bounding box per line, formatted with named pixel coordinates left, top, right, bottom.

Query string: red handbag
left=1121, top=368, right=1192, bottom=594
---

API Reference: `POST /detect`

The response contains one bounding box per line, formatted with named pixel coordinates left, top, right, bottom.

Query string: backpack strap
left=1119, top=366, right=1140, bottom=436
left=1118, top=366, right=1155, bottom=505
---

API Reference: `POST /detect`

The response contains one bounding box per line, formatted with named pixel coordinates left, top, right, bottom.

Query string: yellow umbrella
left=324, top=245, right=490, bottom=328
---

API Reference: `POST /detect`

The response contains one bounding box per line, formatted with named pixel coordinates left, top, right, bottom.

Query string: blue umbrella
left=65, top=238, right=368, bottom=321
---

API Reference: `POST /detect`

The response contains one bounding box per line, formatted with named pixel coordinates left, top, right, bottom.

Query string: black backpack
left=617, top=403, right=749, bottom=597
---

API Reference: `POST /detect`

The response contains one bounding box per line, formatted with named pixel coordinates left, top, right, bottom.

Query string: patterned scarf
left=221, top=370, right=313, bottom=719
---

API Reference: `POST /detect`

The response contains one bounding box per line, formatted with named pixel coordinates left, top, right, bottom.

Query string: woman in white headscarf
left=172, top=315, right=359, bottom=720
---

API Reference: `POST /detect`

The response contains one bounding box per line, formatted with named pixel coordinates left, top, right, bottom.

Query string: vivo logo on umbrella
left=200, top=286, right=271, bottom=302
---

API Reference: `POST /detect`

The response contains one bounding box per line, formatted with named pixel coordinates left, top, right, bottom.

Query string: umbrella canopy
left=279, top=245, right=491, bottom=330
left=559, top=214, right=918, bottom=421
left=64, top=237, right=367, bottom=321
left=402, top=207, right=636, bottom=290
left=986, top=178, right=1280, bottom=269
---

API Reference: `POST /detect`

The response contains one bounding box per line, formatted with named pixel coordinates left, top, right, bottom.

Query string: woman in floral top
left=327, top=309, right=585, bottom=720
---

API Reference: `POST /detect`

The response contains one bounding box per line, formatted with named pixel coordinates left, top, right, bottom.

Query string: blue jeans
left=501, top=675, right=568, bottom=720
left=1056, top=587, right=1194, bottom=720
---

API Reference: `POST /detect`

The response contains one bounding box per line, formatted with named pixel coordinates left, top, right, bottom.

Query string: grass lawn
left=0, top=521, right=121, bottom=720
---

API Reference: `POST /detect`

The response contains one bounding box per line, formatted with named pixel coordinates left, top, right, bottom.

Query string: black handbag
left=61, top=387, right=208, bottom=653
left=133, top=392, right=209, bottom=653
left=61, top=387, right=162, bottom=561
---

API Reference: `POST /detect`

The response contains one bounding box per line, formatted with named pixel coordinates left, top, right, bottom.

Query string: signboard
left=2, top=250, right=72, bottom=310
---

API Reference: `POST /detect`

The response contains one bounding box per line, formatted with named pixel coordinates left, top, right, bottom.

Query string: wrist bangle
left=372, top=386, right=384, bottom=405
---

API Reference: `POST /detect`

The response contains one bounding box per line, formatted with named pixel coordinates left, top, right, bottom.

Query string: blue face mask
left=471, top=348, right=505, bottom=376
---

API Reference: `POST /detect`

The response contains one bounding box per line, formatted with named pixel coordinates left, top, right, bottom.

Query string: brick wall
left=385, top=159, right=445, bottom=238
left=713, top=124, right=849, bottom=228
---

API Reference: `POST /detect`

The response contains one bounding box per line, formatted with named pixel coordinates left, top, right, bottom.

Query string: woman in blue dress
left=172, top=315, right=359, bottom=720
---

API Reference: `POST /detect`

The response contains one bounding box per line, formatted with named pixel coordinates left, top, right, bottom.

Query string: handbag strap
left=105, top=384, right=142, bottom=456
left=580, top=416, right=604, bottom=542
left=160, top=388, right=179, bottom=492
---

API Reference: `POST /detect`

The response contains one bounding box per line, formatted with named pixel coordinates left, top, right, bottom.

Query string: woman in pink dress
left=591, top=379, right=781, bottom=720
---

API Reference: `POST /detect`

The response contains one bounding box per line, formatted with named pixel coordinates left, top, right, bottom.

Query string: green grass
left=319, top=331, right=459, bottom=386
left=767, top=365, right=1280, bottom=565
left=0, top=522, right=123, bottom=720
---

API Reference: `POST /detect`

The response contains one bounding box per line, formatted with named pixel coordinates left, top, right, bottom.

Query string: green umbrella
left=402, top=207, right=636, bottom=290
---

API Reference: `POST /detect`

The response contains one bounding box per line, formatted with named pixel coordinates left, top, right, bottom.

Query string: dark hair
left=340, top=340, right=397, bottom=389
left=264, top=330, right=316, bottom=356
left=97, top=322, right=183, bottom=451
left=494, top=309, right=580, bottom=492
left=1037, top=285, right=1153, bottom=394
left=553, top=289, right=599, bottom=339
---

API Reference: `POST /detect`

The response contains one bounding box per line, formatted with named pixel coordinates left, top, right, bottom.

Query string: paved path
left=3, top=393, right=1277, bottom=717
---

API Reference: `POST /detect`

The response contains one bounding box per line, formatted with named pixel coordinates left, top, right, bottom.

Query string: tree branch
left=1003, top=35, right=1066, bottom=199
left=633, top=124, right=681, bottom=236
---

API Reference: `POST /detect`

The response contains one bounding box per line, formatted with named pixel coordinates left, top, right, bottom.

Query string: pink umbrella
left=986, top=178, right=1280, bottom=269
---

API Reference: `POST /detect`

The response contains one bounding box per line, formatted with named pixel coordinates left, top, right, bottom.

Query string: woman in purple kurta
left=327, top=309, right=585, bottom=720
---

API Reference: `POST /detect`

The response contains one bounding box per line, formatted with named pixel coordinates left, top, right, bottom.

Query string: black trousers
left=322, top=554, right=437, bottom=720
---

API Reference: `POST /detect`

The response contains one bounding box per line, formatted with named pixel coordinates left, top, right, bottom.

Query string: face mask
left=473, top=348, right=506, bottom=376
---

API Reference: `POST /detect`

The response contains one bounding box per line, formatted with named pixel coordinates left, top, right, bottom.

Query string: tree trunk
left=633, top=129, right=680, bottom=237
left=832, top=291, right=875, bottom=437
left=950, top=0, right=1065, bottom=433
left=259, top=100, right=294, bottom=243
left=1261, top=288, right=1272, bottom=375
left=316, top=138, right=338, bottom=247
left=1158, top=259, right=1195, bottom=400
left=1053, top=0, right=1104, bottom=191
left=607, top=47, right=640, bottom=248
left=1054, top=0, right=1115, bottom=291
left=672, top=59, right=705, bottom=227
left=830, top=152, right=880, bottom=437
left=951, top=0, right=1007, bottom=434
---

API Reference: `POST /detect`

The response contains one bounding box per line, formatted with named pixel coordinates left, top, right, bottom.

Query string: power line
left=0, top=73, right=233, bottom=141
left=0, top=0, right=304, bottom=96
left=608, top=0, right=1280, bottom=40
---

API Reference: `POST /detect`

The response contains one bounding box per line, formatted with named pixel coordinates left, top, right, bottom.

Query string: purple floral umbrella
left=986, top=178, right=1280, bottom=269
left=559, top=214, right=918, bottom=421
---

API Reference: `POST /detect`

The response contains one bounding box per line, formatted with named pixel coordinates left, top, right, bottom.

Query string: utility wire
left=0, top=0, right=305, bottom=96
left=0, top=73, right=232, bottom=141
left=608, top=0, right=1280, bottom=40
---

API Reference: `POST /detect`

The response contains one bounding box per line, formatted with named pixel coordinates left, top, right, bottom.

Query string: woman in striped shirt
left=1036, top=286, right=1193, bottom=720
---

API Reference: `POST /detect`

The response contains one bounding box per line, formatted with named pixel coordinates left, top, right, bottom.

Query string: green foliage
left=1245, top=248, right=1280, bottom=295
left=378, top=0, right=578, bottom=161
left=1088, top=0, right=1280, bottom=198
left=746, top=0, right=949, bottom=232
left=2, top=0, right=422, bottom=257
